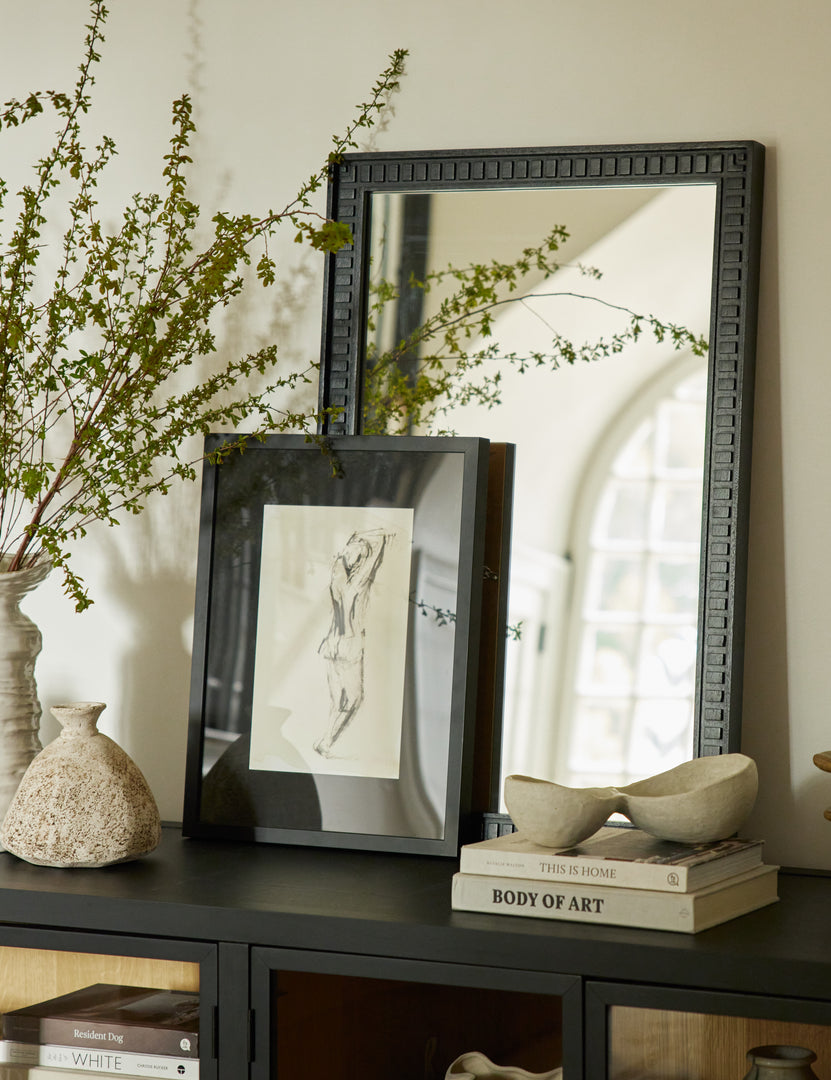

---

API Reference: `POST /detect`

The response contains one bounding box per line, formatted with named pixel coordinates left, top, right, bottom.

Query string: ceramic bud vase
left=742, top=1045, right=819, bottom=1079
left=0, top=701, right=162, bottom=867
left=445, top=1051, right=563, bottom=1080
left=0, top=557, right=51, bottom=849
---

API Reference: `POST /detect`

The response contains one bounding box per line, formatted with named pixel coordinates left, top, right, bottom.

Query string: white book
left=8, top=1070, right=122, bottom=1080
left=460, top=827, right=764, bottom=892
left=0, top=1041, right=198, bottom=1079
left=451, top=863, right=779, bottom=933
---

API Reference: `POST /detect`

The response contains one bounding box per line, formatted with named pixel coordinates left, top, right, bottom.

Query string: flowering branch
left=0, top=0, right=406, bottom=609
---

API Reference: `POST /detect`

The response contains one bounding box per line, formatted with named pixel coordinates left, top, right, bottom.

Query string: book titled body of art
left=451, top=864, right=779, bottom=933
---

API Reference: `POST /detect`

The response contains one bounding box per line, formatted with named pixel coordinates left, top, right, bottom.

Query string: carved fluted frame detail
left=318, top=141, right=765, bottom=762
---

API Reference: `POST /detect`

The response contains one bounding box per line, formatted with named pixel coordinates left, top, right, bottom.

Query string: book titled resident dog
left=2, top=983, right=199, bottom=1059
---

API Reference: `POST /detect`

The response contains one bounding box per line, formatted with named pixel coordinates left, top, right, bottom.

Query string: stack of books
left=451, top=825, right=779, bottom=933
left=0, top=983, right=199, bottom=1079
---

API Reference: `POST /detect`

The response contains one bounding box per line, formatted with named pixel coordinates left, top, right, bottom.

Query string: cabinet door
left=251, top=946, right=580, bottom=1080
left=586, top=980, right=831, bottom=1079
left=0, top=924, right=220, bottom=1080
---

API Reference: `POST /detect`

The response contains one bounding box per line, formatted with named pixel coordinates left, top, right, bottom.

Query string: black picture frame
left=183, top=433, right=491, bottom=855
left=316, top=141, right=765, bottom=764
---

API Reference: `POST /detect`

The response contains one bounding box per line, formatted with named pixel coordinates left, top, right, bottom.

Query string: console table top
left=0, top=825, right=826, bottom=999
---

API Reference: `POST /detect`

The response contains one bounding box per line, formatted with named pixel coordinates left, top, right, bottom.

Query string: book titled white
left=0, top=1040, right=198, bottom=1079
left=459, top=827, right=764, bottom=892
left=451, top=864, right=779, bottom=933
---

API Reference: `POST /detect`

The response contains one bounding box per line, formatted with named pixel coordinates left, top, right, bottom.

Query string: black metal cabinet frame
left=0, top=832, right=830, bottom=1079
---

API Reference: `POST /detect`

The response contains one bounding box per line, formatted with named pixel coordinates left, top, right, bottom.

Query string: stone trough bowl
left=503, top=754, right=759, bottom=848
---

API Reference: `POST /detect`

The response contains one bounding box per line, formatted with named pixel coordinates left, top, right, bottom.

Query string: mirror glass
left=317, top=142, right=764, bottom=816
left=364, top=185, right=716, bottom=801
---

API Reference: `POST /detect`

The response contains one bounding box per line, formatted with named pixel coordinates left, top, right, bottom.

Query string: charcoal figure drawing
left=314, top=528, right=395, bottom=758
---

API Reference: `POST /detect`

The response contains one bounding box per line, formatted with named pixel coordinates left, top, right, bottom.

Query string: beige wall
left=2, top=0, right=830, bottom=869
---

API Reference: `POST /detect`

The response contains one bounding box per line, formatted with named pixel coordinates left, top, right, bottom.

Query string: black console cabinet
left=0, top=826, right=828, bottom=1078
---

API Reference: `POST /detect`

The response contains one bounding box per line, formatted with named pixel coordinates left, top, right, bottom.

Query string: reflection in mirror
left=365, top=185, right=716, bottom=800
left=318, top=143, right=764, bottom=817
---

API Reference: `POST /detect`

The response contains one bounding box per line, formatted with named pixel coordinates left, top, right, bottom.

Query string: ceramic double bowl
left=503, top=754, right=759, bottom=848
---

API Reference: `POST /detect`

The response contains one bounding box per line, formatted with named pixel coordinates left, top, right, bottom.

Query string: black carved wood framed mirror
left=317, top=142, right=764, bottom=809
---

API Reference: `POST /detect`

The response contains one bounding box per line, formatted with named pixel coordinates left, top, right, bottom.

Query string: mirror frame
left=317, top=140, right=765, bottom=766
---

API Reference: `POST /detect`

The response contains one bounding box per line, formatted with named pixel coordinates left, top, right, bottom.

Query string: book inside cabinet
left=0, top=931, right=214, bottom=1080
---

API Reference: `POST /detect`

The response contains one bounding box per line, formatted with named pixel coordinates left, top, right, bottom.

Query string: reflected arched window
left=558, top=360, right=707, bottom=789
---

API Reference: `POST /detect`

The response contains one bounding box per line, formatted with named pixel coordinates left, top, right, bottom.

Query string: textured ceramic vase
left=742, top=1045, right=819, bottom=1079
left=0, top=701, right=161, bottom=867
left=445, top=1051, right=562, bottom=1080
left=0, top=558, right=51, bottom=849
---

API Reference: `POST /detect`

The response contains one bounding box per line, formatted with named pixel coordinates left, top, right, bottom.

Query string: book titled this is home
left=1, top=983, right=199, bottom=1058
left=459, top=826, right=764, bottom=892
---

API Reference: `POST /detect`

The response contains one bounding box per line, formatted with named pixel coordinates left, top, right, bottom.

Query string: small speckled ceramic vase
left=742, top=1045, right=819, bottom=1079
left=0, top=701, right=161, bottom=867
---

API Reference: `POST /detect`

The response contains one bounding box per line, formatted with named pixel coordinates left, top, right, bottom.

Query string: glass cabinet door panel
left=609, top=1006, right=831, bottom=1079
left=253, top=953, right=577, bottom=1080
left=0, top=945, right=200, bottom=1015
left=273, top=971, right=562, bottom=1080
left=0, top=937, right=216, bottom=1078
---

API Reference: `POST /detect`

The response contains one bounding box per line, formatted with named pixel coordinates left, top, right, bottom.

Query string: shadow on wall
left=738, top=146, right=798, bottom=867
left=18, top=495, right=199, bottom=824
left=97, top=504, right=199, bottom=822
left=796, top=770, right=831, bottom=836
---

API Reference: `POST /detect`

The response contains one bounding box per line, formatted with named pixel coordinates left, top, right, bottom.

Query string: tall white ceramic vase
left=0, top=558, right=50, bottom=848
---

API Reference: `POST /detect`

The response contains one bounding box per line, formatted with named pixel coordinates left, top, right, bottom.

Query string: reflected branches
left=363, top=226, right=708, bottom=435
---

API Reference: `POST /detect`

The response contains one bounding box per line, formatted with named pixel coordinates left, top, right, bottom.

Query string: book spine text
left=0, top=1039, right=199, bottom=1079
left=451, top=872, right=693, bottom=932
left=5, top=1018, right=198, bottom=1058
left=459, top=853, right=690, bottom=891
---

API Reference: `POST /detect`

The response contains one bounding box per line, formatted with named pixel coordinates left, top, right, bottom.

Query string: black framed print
left=183, top=434, right=491, bottom=855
